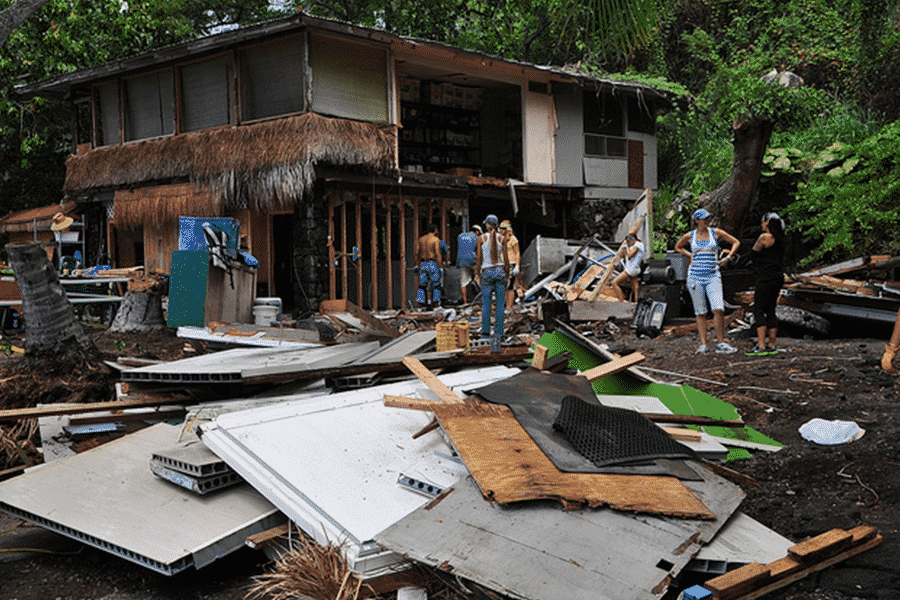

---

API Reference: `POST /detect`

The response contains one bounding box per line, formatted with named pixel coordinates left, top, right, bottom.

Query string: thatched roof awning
left=0, top=201, right=77, bottom=234
left=65, top=113, right=397, bottom=212
left=113, top=183, right=221, bottom=230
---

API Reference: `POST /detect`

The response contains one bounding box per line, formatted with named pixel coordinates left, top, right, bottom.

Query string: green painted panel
left=535, top=331, right=783, bottom=458
left=167, top=250, right=209, bottom=328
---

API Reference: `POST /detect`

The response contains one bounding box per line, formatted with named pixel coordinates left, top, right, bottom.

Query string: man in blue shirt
left=456, top=224, right=481, bottom=304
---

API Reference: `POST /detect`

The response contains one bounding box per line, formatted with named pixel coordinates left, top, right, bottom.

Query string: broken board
left=377, top=462, right=744, bottom=600
left=430, top=401, right=714, bottom=518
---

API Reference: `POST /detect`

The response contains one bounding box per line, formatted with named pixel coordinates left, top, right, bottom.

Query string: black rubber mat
left=470, top=370, right=700, bottom=479
left=553, top=395, right=697, bottom=467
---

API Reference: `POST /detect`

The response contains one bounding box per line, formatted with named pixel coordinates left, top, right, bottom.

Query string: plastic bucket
left=253, top=297, right=282, bottom=321
left=252, top=304, right=279, bottom=326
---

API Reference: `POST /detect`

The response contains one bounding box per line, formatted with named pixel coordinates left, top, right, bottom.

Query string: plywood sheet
left=432, top=401, right=714, bottom=518
left=377, top=465, right=744, bottom=600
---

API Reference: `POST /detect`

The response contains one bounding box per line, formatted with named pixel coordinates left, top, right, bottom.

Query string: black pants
left=754, top=278, right=783, bottom=330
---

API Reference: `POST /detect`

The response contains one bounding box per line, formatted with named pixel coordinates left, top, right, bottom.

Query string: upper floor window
left=124, top=69, right=175, bottom=141
left=583, top=90, right=626, bottom=158
left=627, top=96, right=656, bottom=134
left=239, top=36, right=305, bottom=121
left=180, top=55, right=233, bottom=132
left=310, top=33, right=388, bottom=123
left=94, top=80, right=119, bottom=147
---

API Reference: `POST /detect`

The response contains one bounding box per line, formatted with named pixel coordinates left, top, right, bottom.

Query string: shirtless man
left=414, top=223, right=444, bottom=309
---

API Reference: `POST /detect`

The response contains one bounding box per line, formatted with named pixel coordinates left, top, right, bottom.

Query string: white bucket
left=252, top=304, right=279, bottom=326
left=253, top=297, right=282, bottom=321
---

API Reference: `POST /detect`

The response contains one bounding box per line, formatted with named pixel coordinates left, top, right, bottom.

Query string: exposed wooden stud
left=340, top=198, right=348, bottom=300
left=399, top=193, right=407, bottom=306
left=370, top=195, right=378, bottom=311
left=356, top=196, right=363, bottom=306
left=401, top=356, right=464, bottom=404
left=385, top=196, right=393, bottom=308
left=328, top=189, right=337, bottom=300
left=579, top=352, right=645, bottom=382
left=532, top=344, right=549, bottom=370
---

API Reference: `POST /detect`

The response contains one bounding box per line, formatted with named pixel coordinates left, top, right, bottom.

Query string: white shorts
left=687, top=272, right=724, bottom=314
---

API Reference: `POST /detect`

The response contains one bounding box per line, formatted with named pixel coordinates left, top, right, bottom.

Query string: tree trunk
left=6, top=242, right=95, bottom=357
left=0, top=0, right=51, bottom=46
left=110, top=289, right=167, bottom=333
left=699, top=113, right=773, bottom=237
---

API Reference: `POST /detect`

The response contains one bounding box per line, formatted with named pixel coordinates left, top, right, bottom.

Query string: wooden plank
left=721, top=534, right=883, bottom=600
left=550, top=317, right=661, bottom=384
left=245, top=523, right=290, bottom=548
left=705, top=562, right=771, bottom=600
left=580, top=352, right=645, bottom=382
left=532, top=343, right=549, bottom=370
left=401, top=356, right=465, bottom=404
left=430, top=401, right=714, bottom=517
left=319, top=298, right=400, bottom=338
left=385, top=196, right=393, bottom=309
left=0, top=395, right=188, bottom=422
left=399, top=194, right=406, bottom=307
left=356, top=198, right=363, bottom=306
left=788, top=528, right=855, bottom=563
left=341, top=200, right=348, bottom=300
left=370, top=195, right=378, bottom=311
left=328, top=190, right=337, bottom=300
left=383, top=394, right=442, bottom=411
left=643, top=414, right=745, bottom=428
left=565, top=263, right=605, bottom=301
left=659, top=426, right=702, bottom=442
left=802, top=255, right=892, bottom=277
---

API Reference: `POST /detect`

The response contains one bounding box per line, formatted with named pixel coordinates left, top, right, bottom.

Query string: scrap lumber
left=532, top=343, right=549, bottom=370
left=579, top=352, right=644, bottom=381
left=664, top=308, right=745, bottom=337
left=245, top=523, right=290, bottom=549
left=0, top=394, right=189, bottom=422
left=565, top=263, right=606, bottom=301
left=401, top=356, right=465, bottom=404
left=430, top=400, right=715, bottom=518
left=789, top=273, right=878, bottom=296
left=383, top=395, right=443, bottom=411
left=701, top=525, right=882, bottom=600
left=319, top=298, right=400, bottom=338
left=802, top=255, right=892, bottom=277
left=659, top=426, right=703, bottom=442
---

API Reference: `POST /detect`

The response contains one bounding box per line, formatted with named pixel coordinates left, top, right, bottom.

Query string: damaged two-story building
left=14, top=12, right=678, bottom=315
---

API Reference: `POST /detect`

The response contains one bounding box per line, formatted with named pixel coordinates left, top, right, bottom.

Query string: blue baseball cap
left=483, top=214, right=499, bottom=228
left=692, top=208, right=710, bottom=220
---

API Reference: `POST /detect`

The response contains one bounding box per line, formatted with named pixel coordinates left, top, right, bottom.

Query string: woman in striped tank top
left=674, top=208, right=741, bottom=354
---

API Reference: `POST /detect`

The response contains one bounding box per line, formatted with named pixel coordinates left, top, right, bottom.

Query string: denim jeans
left=480, top=266, right=506, bottom=337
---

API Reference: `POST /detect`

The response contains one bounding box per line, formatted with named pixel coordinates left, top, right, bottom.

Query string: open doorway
left=271, top=214, right=294, bottom=313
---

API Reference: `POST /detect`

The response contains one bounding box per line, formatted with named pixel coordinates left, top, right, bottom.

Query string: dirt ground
left=1, top=317, right=899, bottom=600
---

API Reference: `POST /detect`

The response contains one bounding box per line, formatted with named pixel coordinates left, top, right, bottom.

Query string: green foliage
left=784, top=120, right=900, bottom=264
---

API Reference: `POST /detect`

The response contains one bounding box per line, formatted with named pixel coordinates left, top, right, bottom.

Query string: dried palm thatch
left=65, top=113, right=397, bottom=215
left=247, top=527, right=366, bottom=600
left=112, top=183, right=221, bottom=230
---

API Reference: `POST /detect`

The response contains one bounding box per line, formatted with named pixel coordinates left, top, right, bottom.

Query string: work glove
left=511, top=264, right=520, bottom=277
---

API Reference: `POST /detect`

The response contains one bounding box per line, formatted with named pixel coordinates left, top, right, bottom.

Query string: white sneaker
left=715, top=342, right=738, bottom=354
left=696, top=345, right=708, bottom=354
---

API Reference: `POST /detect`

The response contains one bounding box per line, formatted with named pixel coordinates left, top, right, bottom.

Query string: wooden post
left=328, top=190, right=336, bottom=300
left=370, top=196, right=378, bottom=312
left=385, top=196, right=393, bottom=309
left=399, top=194, right=407, bottom=307
left=356, top=196, right=363, bottom=307
left=412, top=197, right=420, bottom=305
left=340, top=198, right=348, bottom=300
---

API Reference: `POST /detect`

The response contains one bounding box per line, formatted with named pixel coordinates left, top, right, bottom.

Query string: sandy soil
left=1, top=320, right=899, bottom=600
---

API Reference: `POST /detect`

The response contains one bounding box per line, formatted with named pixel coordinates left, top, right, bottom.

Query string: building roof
left=14, top=12, right=678, bottom=105
left=0, top=201, right=77, bottom=234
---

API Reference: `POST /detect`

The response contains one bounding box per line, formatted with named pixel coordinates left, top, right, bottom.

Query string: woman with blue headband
left=674, top=207, right=741, bottom=354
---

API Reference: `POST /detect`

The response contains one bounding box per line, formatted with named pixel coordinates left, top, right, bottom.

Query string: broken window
left=583, top=90, right=626, bottom=158
left=124, top=69, right=175, bottom=142
left=239, top=36, right=304, bottom=121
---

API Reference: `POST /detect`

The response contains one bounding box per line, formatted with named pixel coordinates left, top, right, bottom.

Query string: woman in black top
left=747, top=212, right=786, bottom=356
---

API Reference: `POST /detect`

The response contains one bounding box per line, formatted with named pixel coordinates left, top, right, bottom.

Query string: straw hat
left=50, top=212, right=74, bottom=232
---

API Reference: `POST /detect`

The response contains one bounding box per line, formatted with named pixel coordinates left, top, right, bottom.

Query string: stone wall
left=292, top=184, right=330, bottom=316
left=566, top=197, right=631, bottom=242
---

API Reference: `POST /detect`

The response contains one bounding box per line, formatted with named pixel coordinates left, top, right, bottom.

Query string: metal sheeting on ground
left=686, top=511, right=794, bottom=574
left=376, top=464, right=745, bottom=600
left=199, top=366, right=521, bottom=579
left=0, top=423, right=284, bottom=575
left=120, top=341, right=379, bottom=383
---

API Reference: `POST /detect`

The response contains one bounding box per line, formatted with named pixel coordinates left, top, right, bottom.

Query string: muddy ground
left=1, top=317, right=899, bottom=600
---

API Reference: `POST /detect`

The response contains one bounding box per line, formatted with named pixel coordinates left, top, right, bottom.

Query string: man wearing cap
left=456, top=224, right=481, bottom=304
left=414, top=223, right=444, bottom=309
left=675, top=207, right=741, bottom=354
left=612, top=232, right=644, bottom=302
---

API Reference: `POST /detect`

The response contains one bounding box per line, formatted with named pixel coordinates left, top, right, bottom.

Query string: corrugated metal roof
left=0, top=201, right=76, bottom=233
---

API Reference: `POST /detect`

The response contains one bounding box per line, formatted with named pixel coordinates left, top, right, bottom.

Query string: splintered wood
left=702, top=525, right=881, bottom=600
left=429, top=401, right=715, bottom=518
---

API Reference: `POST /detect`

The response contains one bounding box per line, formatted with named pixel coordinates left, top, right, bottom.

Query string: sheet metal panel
left=0, top=423, right=283, bottom=575
left=121, top=342, right=379, bottom=383
left=377, top=464, right=744, bottom=600
left=200, top=366, right=520, bottom=577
